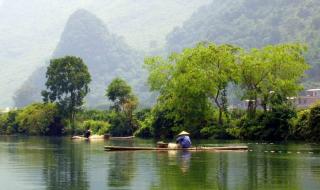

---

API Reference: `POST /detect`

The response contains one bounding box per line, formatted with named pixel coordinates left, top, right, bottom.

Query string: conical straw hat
left=177, top=131, right=190, bottom=136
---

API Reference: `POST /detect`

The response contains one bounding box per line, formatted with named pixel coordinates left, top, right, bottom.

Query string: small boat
left=71, top=135, right=134, bottom=140
left=104, top=145, right=248, bottom=152
left=109, top=136, right=135, bottom=140
left=71, top=134, right=107, bottom=140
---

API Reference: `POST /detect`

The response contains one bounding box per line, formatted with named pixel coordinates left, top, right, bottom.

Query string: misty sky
left=0, top=0, right=210, bottom=107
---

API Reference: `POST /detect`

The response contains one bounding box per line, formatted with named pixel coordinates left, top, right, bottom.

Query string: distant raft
left=72, top=135, right=135, bottom=140
left=104, top=145, right=248, bottom=152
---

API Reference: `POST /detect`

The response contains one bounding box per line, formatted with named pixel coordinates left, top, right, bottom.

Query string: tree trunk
left=218, top=107, right=223, bottom=127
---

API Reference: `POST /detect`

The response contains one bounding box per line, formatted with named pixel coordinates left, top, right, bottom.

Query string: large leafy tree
left=145, top=42, right=239, bottom=135
left=42, top=56, right=91, bottom=132
left=184, top=43, right=240, bottom=126
left=239, top=43, right=309, bottom=117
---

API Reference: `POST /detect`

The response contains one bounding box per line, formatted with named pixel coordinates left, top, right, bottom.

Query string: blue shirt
left=176, top=135, right=192, bottom=148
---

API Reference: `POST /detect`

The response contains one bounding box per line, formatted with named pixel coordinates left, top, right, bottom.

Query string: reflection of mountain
left=14, top=9, right=150, bottom=108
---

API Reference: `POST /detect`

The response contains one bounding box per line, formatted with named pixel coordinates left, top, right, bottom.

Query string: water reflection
left=179, top=151, right=191, bottom=173
left=1, top=138, right=320, bottom=190
left=107, top=152, right=135, bottom=188
left=42, top=138, right=89, bottom=190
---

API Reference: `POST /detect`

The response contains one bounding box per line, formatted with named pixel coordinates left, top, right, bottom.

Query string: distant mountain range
left=3, top=0, right=320, bottom=107
left=14, top=10, right=150, bottom=108
left=0, top=0, right=209, bottom=107
left=165, top=0, right=320, bottom=84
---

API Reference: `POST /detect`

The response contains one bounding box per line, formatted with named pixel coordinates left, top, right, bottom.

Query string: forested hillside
left=166, top=0, right=320, bottom=83
left=14, top=10, right=151, bottom=108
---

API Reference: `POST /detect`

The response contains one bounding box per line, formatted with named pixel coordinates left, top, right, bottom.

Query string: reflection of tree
left=150, top=151, right=215, bottom=190
left=247, top=146, right=301, bottom=190
left=42, top=138, right=89, bottom=190
left=107, top=152, right=135, bottom=187
left=216, top=153, right=228, bottom=190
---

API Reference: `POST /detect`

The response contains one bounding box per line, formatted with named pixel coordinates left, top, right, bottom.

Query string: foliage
left=80, top=120, right=110, bottom=135
left=106, top=78, right=139, bottom=136
left=291, top=109, right=310, bottom=140
left=108, top=111, right=137, bottom=137
left=307, top=102, right=320, bottom=141
left=260, top=103, right=296, bottom=140
left=77, top=109, right=109, bottom=121
left=145, top=43, right=230, bottom=137
left=134, top=124, right=154, bottom=138
left=291, top=102, right=320, bottom=142
left=0, top=111, right=20, bottom=135
left=106, top=78, right=133, bottom=111
left=15, top=103, right=61, bottom=135
left=41, top=56, right=91, bottom=132
left=239, top=43, right=309, bottom=117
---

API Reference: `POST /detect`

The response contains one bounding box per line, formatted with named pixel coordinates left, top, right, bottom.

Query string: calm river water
left=0, top=137, right=320, bottom=190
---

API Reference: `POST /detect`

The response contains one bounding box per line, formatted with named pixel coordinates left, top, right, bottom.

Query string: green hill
left=166, top=0, right=320, bottom=83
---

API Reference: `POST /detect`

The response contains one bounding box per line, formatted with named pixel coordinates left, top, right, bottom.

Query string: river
left=0, top=137, right=320, bottom=190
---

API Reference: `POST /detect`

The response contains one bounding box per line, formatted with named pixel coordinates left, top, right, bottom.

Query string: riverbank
left=1, top=102, right=320, bottom=142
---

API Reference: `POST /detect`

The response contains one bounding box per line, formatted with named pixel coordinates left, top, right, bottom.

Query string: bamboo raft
left=104, top=145, right=248, bottom=152
left=109, top=136, right=135, bottom=140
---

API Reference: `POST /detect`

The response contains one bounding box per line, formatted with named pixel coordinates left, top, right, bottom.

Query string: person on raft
left=84, top=128, right=91, bottom=138
left=176, top=131, right=192, bottom=148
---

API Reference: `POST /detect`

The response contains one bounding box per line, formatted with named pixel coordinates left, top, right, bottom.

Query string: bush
left=134, top=125, right=153, bottom=138
left=134, top=112, right=154, bottom=138
left=228, top=115, right=264, bottom=140
left=200, top=126, right=224, bottom=139
left=0, top=111, right=21, bottom=135
left=16, top=103, right=61, bottom=135
left=308, top=102, right=320, bottom=141
left=291, top=109, right=310, bottom=140
left=108, top=111, right=136, bottom=136
left=260, top=104, right=296, bottom=140
left=77, top=109, right=109, bottom=121
left=80, top=120, right=110, bottom=135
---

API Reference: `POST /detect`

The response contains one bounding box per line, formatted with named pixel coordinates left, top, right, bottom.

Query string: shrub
left=16, top=103, right=61, bottom=135
left=134, top=125, right=153, bottom=138
left=134, top=113, right=154, bottom=138
left=291, top=109, right=310, bottom=140
left=308, top=102, right=320, bottom=141
left=80, top=120, right=110, bottom=135
left=260, top=104, right=296, bottom=140
left=78, top=109, right=109, bottom=121
left=108, top=111, right=136, bottom=136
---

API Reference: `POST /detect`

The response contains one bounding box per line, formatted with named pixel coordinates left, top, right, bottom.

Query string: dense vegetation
left=1, top=42, right=320, bottom=142
left=138, top=42, right=311, bottom=140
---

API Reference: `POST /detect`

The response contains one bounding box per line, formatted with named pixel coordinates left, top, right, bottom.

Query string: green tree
left=106, top=78, right=139, bottom=136
left=184, top=43, right=240, bottom=126
left=145, top=42, right=240, bottom=137
left=106, top=78, right=133, bottom=112
left=239, top=43, right=308, bottom=117
left=42, top=56, right=91, bottom=133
